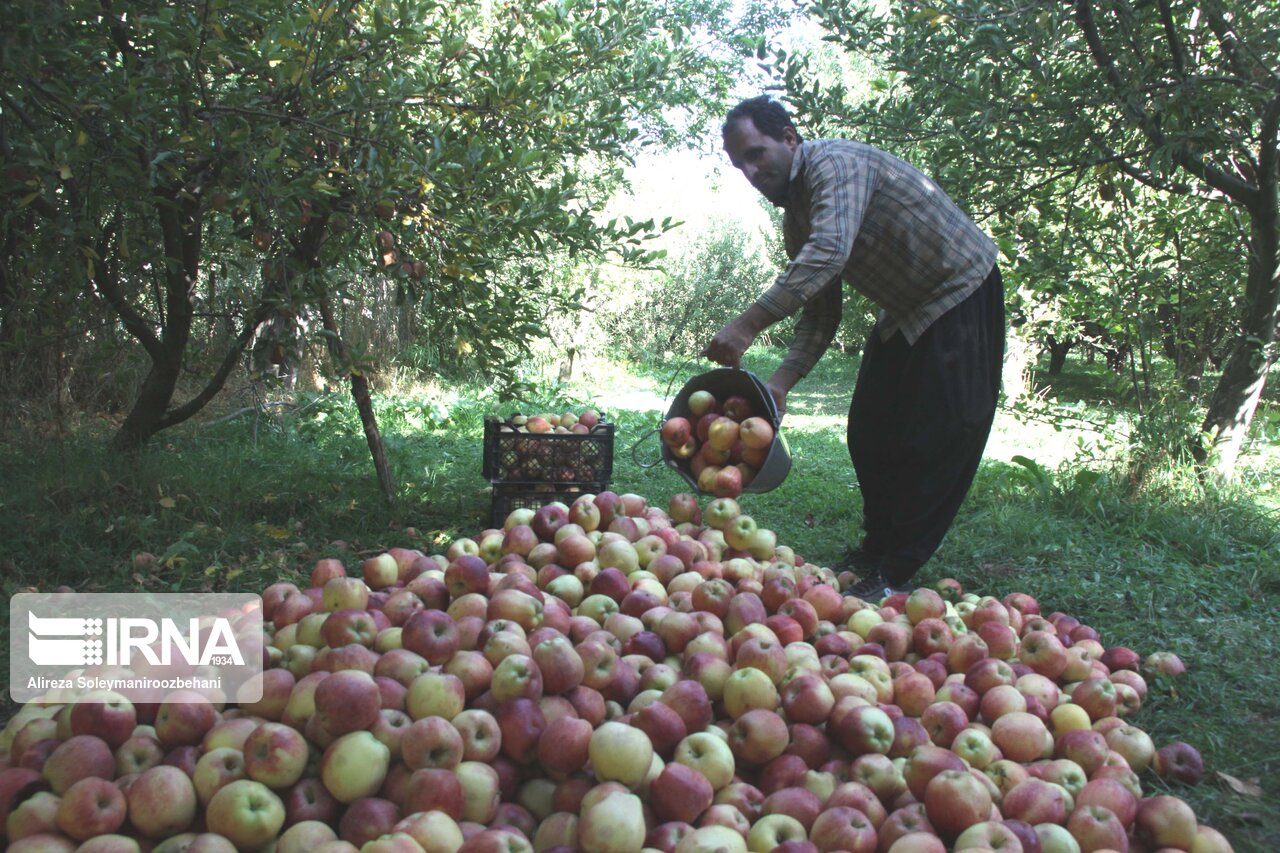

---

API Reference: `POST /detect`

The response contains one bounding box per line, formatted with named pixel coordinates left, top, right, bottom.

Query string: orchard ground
left=2, top=345, right=1278, bottom=850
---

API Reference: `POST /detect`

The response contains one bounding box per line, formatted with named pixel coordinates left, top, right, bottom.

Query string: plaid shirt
left=756, top=140, right=998, bottom=378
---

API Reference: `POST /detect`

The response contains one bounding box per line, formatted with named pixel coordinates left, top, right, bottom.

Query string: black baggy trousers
left=847, top=265, right=1005, bottom=586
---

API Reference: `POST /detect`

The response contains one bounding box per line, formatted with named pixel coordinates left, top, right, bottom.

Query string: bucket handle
left=629, top=426, right=666, bottom=470
left=662, top=355, right=700, bottom=401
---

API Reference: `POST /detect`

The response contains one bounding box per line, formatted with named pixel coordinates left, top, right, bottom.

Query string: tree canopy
left=1, top=0, right=775, bottom=456
left=768, top=0, right=1278, bottom=480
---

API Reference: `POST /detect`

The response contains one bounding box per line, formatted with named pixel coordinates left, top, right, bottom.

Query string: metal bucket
left=660, top=367, right=791, bottom=494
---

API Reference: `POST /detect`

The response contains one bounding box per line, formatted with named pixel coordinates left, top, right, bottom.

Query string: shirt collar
left=784, top=142, right=809, bottom=209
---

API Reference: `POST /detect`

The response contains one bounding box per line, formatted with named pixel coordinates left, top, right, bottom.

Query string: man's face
left=722, top=117, right=799, bottom=207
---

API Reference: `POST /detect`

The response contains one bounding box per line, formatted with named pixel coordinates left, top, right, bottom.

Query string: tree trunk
left=1046, top=335, right=1072, bottom=375
left=108, top=276, right=194, bottom=451
left=0, top=248, right=22, bottom=411
left=397, top=299, right=414, bottom=348
left=1156, top=302, right=1207, bottom=396
left=318, top=294, right=397, bottom=504
left=106, top=195, right=270, bottom=450
left=1198, top=212, right=1279, bottom=481
left=108, top=192, right=201, bottom=451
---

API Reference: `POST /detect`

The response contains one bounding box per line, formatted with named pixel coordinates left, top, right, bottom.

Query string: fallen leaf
left=1216, top=771, right=1264, bottom=797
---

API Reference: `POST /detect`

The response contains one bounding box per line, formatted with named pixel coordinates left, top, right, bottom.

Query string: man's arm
left=767, top=278, right=843, bottom=415
left=703, top=303, right=777, bottom=368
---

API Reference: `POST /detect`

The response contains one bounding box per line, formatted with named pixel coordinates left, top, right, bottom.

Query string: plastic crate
left=482, top=415, right=614, bottom=485
left=489, top=482, right=607, bottom=529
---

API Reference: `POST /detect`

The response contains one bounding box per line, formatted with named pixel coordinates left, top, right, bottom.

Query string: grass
left=2, top=345, right=1278, bottom=850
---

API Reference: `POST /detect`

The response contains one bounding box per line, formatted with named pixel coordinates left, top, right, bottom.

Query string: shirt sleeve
left=754, top=145, right=873, bottom=321
left=780, top=277, right=843, bottom=378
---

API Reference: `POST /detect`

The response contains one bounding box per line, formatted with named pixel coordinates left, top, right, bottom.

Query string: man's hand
left=702, top=303, right=776, bottom=368
left=703, top=321, right=755, bottom=368
left=765, top=366, right=801, bottom=420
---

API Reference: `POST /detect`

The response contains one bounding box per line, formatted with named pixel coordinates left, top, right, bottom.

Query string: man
left=703, top=95, right=1005, bottom=602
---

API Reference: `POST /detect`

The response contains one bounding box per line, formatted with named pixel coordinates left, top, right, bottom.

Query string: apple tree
left=0, top=0, right=769, bottom=493
left=768, top=0, right=1278, bottom=480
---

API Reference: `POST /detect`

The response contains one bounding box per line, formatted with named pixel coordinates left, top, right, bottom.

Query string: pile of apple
left=499, top=411, right=607, bottom=437
left=0, top=489, right=1232, bottom=853
left=662, top=392, right=776, bottom=499
left=490, top=410, right=609, bottom=484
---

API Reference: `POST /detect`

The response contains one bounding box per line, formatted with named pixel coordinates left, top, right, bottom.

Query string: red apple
left=535, top=715, right=592, bottom=774
left=55, top=776, right=128, bottom=841
left=337, top=795, right=401, bottom=847
left=727, top=708, right=790, bottom=767
left=1133, top=794, right=1198, bottom=850
left=1000, top=777, right=1070, bottom=826
left=126, top=764, right=198, bottom=839
left=738, top=417, right=773, bottom=450
left=399, top=768, right=464, bottom=819
left=1066, top=804, right=1129, bottom=852
left=42, top=735, right=116, bottom=795
left=280, top=775, right=340, bottom=827
left=1075, top=776, right=1138, bottom=828
left=808, top=805, right=878, bottom=853
left=902, top=744, right=967, bottom=802
left=919, top=701, right=968, bottom=749
left=401, top=715, right=464, bottom=771
left=243, top=722, right=310, bottom=790
left=649, top=762, right=715, bottom=824
left=923, top=768, right=991, bottom=840
left=154, top=692, right=220, bottom=749
left=780, top=674, right=835, bottom=726
left=68, top=691, right=137, bottom=750
left=1152, top=740, right=1205, bottom=786
left=662, top=417, right=693, bottom=447
left=831, top=704, right=895, bottom=756
left=314, top=670, right=382, bottom=736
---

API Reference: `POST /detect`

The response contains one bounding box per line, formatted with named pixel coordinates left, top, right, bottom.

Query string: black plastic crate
left=489, top=482, right=608, bottom=530
left=482, top=415, right=614, bottom=485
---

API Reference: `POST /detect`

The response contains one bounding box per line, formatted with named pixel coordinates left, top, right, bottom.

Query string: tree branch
left=157, top=305, right=270, bottom=430
left=1171, top=145, right=1262, bottom=208
left=1073, top=0, right=1152, bottom=128
left=1198, top=2, right=1256, bottom=82
left=1259, top=94, right=1280, bottom=202
left=1083, top=132, right=1211, bottom=197
left=192, top=0, right=214, bottom=109
left=1156, top=0, right=1189, bottom=78
left=1073, top=0, right=1258, bottom=207
left=89, top=221, right=164, bottom=360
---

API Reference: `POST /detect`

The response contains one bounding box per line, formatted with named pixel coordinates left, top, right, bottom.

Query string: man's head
left=721, top=96, right=802, bottom=207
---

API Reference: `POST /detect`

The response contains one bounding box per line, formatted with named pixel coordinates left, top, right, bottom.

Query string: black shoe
left=844, top=570, right=912, bottom=604
left=832, top=548, right=881, bottom=575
